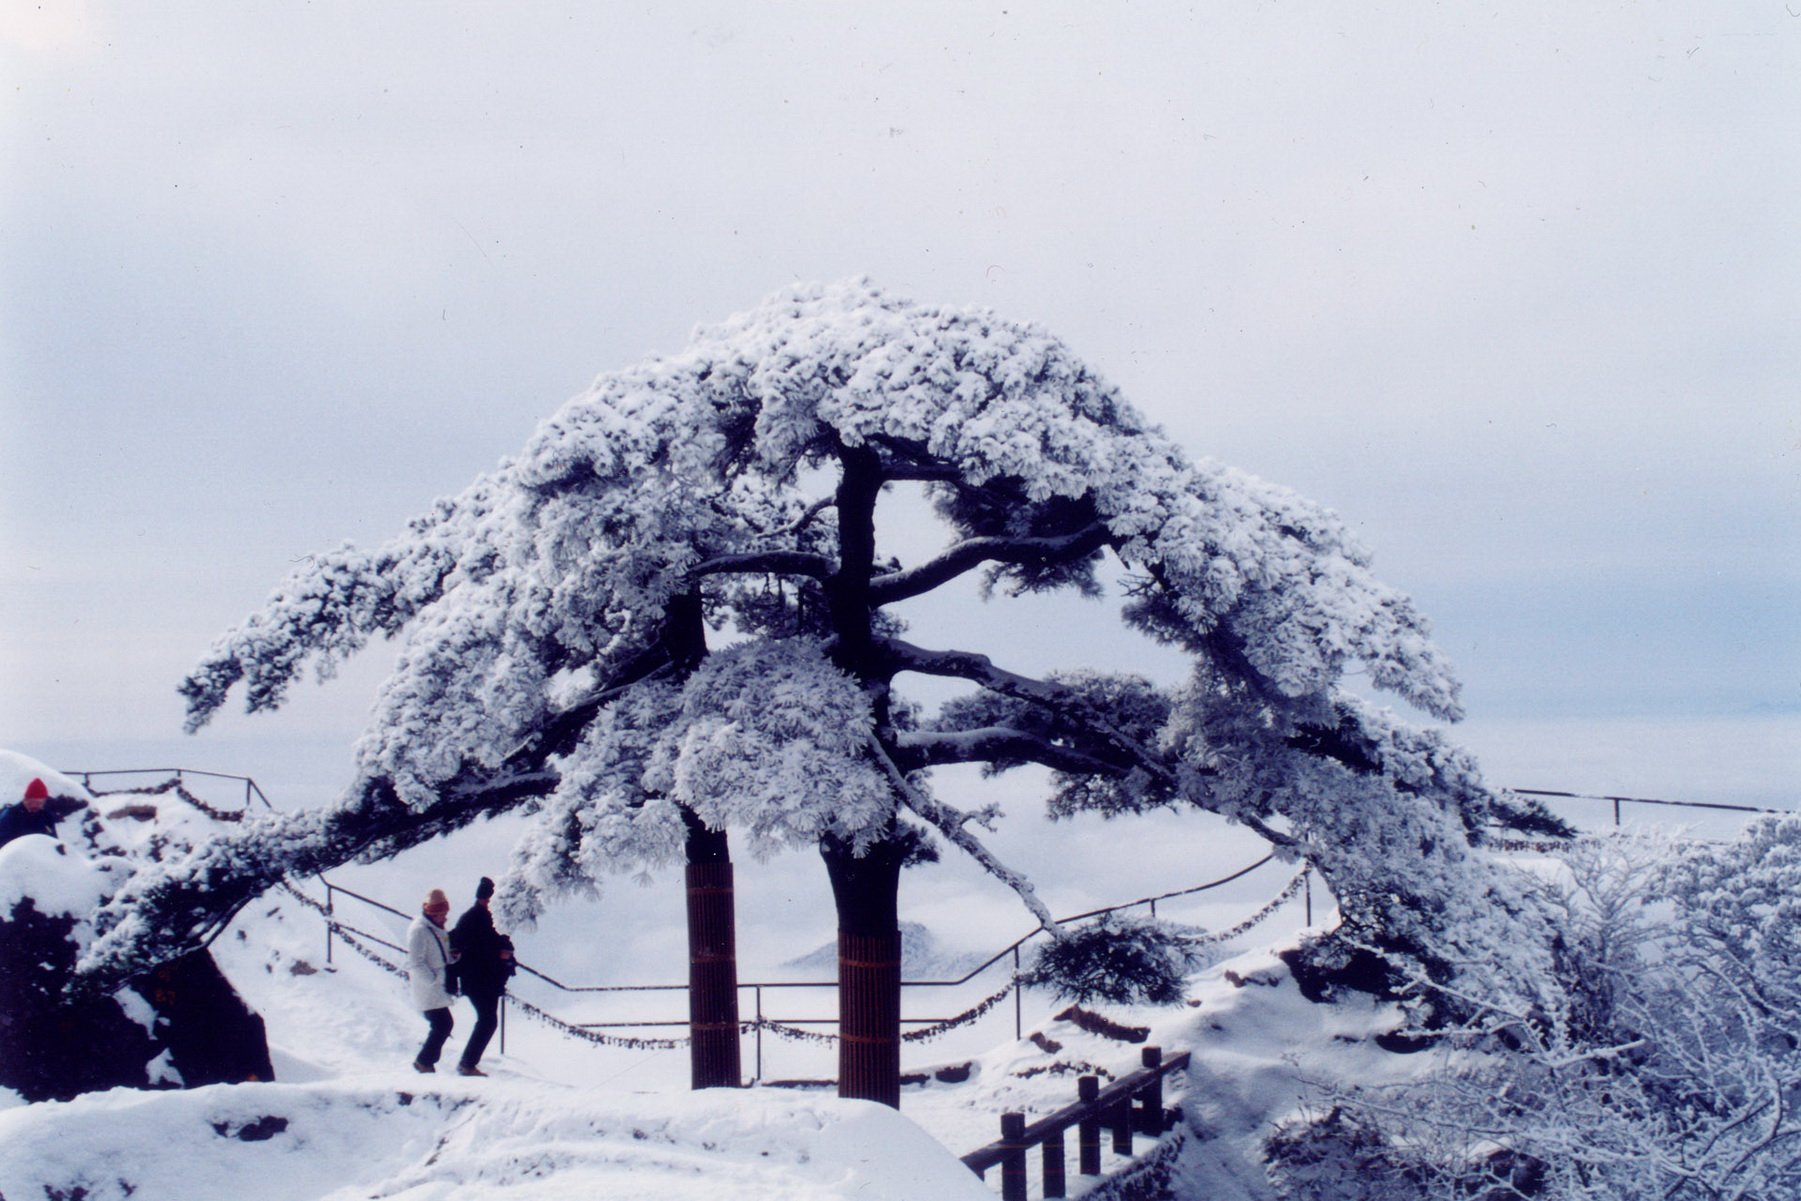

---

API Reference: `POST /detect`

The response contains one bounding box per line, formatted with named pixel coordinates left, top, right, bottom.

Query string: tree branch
left=766, top=495, right=835, bottom=539
left=77, top=765, right=557, bottom=995
left=875, top=637, right=1181, bottom=788
left=688, top=549, right=836, bottom=580
left=869, top=523, right=1110, bottom=605
left=889, top=725, right=1128, bottom=777
left=867, top=735, right=1060, bottom=935
left=868, top=434, right=963, bottom=482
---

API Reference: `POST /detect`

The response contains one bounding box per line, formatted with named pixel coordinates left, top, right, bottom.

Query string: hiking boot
left=455, top=1064, right=487, bottom=1077
left=412, top=1061, right=435, bottom=1074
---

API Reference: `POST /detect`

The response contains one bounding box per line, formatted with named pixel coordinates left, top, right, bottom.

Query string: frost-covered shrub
left=1026, top=914, right=1200, bottom=1005
left=1264, top=1108, right=1430, bottom=1201
left=1285, top=823, right=1801, bottom=1201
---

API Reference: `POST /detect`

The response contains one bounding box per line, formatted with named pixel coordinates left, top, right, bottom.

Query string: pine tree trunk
left=683, top=814, right=741, bottom=1089
left=822, top=834, right=905, bottom=1108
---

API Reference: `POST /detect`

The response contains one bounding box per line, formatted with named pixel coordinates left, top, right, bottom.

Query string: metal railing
left=1509, top=786, right=1787, bottom=827
left=70, top=767, right=276, bottom=814
left=297, top=853, right=1304, bottom=1078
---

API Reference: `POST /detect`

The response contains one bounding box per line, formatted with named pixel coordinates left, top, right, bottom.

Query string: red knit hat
left=23, top=778, right=49, bottom=801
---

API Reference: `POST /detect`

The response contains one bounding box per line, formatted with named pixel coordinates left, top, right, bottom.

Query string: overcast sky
left=3, top=2, right=1796, bottom=807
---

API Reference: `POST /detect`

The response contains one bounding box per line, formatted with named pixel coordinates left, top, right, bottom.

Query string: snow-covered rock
left=0, top=751, right=272, bottom=1102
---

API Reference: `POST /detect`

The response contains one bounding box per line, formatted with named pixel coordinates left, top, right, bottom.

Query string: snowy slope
left=0, top=1077, right=998, bottom=1201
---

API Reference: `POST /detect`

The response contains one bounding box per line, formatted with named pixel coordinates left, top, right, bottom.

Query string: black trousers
left=417, top=1007, right=454, bottom=1067
left=460, top=992, right=501, bottom=1069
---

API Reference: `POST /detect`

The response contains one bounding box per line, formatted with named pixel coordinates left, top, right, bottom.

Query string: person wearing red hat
left=0, top=778, right=60, bottom=850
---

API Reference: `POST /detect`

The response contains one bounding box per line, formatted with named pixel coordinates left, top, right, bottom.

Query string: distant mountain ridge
left=783, top=922, right=989, bottom=981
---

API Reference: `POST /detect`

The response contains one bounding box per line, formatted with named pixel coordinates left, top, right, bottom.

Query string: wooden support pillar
left=683, top=812, right=740, bottom=1091
left=836, top=928, right=901, bottom=1107
left=685, top=859, right=742, bottom=1089
left=823, top=833, right=905, bottom=1109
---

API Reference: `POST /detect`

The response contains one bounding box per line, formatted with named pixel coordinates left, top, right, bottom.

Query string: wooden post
left=1138, top=1046, right=1163, bottom=1134
left=1078, top=1075, right=1102, bottom=1175
left=1042, top=1128, right=1067, bottom=1198
left=1111, top=1093, right=1133, bottom=1155
left=1013, top=945, right=1023, bottom=1040
left=1000, top=1112, right=1027, bottom=1201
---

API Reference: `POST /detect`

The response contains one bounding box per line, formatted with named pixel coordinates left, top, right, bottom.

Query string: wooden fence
left=961, top=1046, right=1189, bottom=1201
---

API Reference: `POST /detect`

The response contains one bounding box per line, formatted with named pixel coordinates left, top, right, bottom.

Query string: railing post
left=1137, top=1046, right=1163, bottom=1134
left=1111, top=1091, right=1133, bottom=1155
left=1013, top=945, right=1023, bottom=1040
left=1042, top=1128, right=1067, bottom=1198
left=1304, top=869, right=1313, bottom=926
left=754, top=986, right=764, bottom=1083
left=1078, top=1076, right=1102, bottom=1176
left=499, top=996, right=507, bottom=1055
left=1613, top=797, right=1622, bottom=826
left=324, top=882, right=334, bottom=966
left=999, top=1112, right=1028, bottom=1201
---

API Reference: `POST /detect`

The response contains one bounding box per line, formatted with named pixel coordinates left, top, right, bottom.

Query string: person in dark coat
left=448, top=876, right=514, bottom=1077
left=0, top=779, right=59, bottom=850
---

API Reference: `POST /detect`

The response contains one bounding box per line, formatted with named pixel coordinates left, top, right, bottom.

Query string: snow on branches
left=1281, top=825, right=1801, bottom=1201
left=87, top=280, right=1563, bottom=1012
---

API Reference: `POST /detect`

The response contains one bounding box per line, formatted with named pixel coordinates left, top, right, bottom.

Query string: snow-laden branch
left=867, top=735, right=1059, bottom=935
left=761, top=495, right=836, bottom=540
left=77, top=765, right=558, bottom=992
left=888, top=725, right=1128, bottom=776
left=876, top=637, right=1181, bottom=787
left=868, top=523, right=1110, bottom=605
left=687, top=549, right=836, bottom=581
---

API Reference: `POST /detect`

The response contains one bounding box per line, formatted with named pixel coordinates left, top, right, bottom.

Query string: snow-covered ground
left=1, top=741, right=1789, bottom=1199
left=0, top=750, right=1316, bottom=1199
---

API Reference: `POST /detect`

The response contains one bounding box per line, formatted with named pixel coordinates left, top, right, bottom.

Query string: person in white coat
left=406, top=888, right=458, bottom=1073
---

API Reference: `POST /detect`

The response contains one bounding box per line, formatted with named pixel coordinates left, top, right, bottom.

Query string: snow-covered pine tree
left=82, top=280, right=1566, bottom=1107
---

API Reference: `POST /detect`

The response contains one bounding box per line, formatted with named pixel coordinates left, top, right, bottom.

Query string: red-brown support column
left=684, top=819, right=741, bottom=1090
left=686, top=861, right=742, bottom=1088
left=823, top=833, right=905, bottom=1108
left=837, top=928, right=902, bottom=1107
